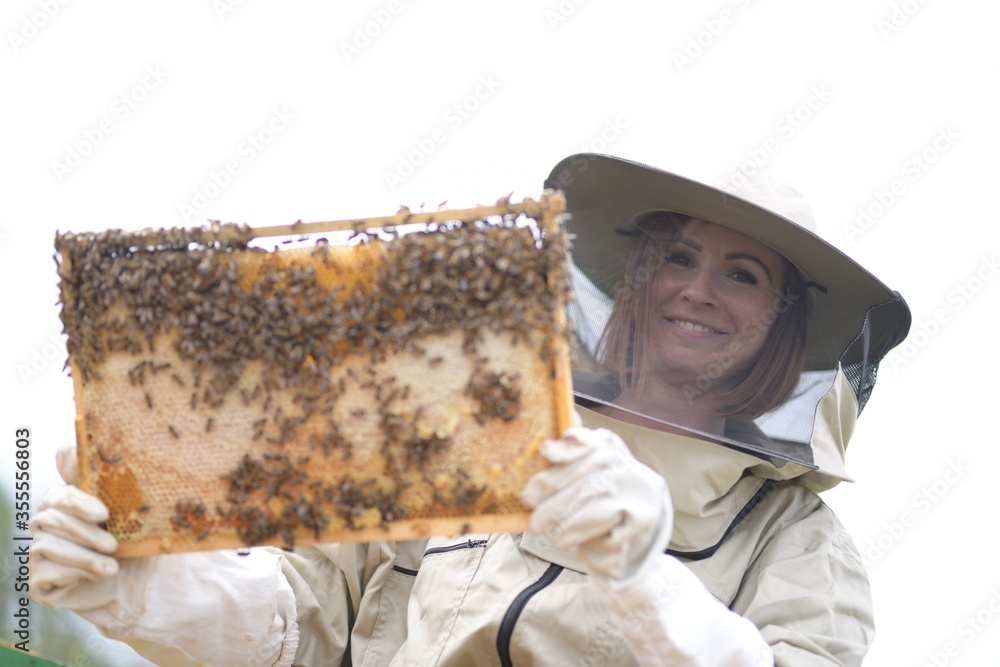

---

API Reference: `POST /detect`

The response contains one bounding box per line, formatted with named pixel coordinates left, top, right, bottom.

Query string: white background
left=1, top=1, right=998, bottom=665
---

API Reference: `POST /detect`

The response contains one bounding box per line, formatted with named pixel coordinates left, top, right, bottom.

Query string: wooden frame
left=58, top=191, right=573, bottom=557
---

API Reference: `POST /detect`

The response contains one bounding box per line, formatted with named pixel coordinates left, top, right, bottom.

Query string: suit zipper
left=667, top=479, right=775, bottom=561
left=398, top=539, right=487, bottom=576
left=496, top=563, right=563, bottom=667
left=423, top=538, right=488, bottom=558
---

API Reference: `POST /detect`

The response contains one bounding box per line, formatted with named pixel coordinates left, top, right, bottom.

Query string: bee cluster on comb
left=55, top=192, right=574, bottom=556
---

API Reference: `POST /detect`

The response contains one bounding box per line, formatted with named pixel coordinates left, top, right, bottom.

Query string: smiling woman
left=543, top=154, right=912, bottom=664
left=600, top=212, right=810, bottom=431
left=24, top=153, right=914, bottom=667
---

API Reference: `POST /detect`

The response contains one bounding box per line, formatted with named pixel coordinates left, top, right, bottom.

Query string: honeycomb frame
left=55, top=192, right=573, bottom=556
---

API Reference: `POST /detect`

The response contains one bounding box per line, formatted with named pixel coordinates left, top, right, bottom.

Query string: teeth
left=673, top=319, right=713, bottom=333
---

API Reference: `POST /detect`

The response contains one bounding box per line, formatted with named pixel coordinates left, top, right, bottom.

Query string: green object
left=0, top=644, right=64, bottom=666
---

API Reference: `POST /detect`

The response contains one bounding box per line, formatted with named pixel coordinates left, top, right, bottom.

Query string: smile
left=665, top=318, right=725, bottom=335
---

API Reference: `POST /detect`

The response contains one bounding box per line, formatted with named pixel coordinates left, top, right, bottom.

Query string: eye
left=665, top=251, right=693, bottom=268
left=729, top=269, right=758, bottom=285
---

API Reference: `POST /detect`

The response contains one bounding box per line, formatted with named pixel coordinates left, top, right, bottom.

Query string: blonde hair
left=597, top=213, right=808, bottom=419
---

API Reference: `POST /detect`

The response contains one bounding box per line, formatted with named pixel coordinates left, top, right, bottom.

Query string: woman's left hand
left=521, top=427, right=674, bottom=582
left=523, top=428, right=775, bottom=665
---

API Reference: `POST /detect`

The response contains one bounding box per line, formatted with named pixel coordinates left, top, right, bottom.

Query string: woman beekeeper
left=29, top=154, right=911, bottom=666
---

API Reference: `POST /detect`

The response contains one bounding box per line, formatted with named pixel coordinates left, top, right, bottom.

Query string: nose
left=678, top=268, right=719, bottom=307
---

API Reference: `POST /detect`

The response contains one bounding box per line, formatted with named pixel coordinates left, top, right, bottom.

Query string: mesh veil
left=553, top=154, right=912, bottom=472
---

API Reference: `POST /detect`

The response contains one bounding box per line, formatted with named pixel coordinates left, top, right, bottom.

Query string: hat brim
left=545, top=153, right=910, bottom=373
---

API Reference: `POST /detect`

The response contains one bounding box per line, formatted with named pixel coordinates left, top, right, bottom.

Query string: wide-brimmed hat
left=545, top=153, right=911, bottom=412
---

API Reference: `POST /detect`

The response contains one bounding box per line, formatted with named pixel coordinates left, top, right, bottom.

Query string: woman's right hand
left=28, top=444, right=155, bottom=633
left=29, top=483, right=122, bottom=608
left=29, top=445, right=301, bottom=665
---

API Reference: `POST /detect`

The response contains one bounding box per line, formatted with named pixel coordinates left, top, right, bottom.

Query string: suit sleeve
left=729, top=500, right=875, bottom=666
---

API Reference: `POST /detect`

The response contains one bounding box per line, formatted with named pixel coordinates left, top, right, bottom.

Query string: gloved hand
left=521, top=426, right=674, bottom=583
left=523, top=425, right=773, bottom=666
left=29, top=445, right=300, bottom=666
left=30, top=485, right=127, bottom=605
left=29, top=447, right=153, bottom=627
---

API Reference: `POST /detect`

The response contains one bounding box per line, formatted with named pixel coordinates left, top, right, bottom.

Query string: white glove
left=30, top=446, right=134, bottom=610
left=521, top=426, right=673, bottom=582
left=522, top=427, right=773, bottom=666
left=30, top=484, right=135, bottom=612
left=30, top=445, right=300, bottom=666
left=602, top=555, right=774, bottom=666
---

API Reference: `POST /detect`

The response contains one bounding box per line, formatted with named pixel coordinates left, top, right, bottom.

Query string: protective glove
left=29, top=445, right=299, bottom=666
left=30, top=484, right=133, bottom=611
left=29, top=446, right=128, bottom=607
left=521, top=426, right=673, bottom=582
left=522, top=427, right=773, bottom=666
left=600, top=554, right=774, bottom=666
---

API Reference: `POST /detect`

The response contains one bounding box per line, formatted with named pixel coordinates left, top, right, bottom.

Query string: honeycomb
left=55, top=193, right=573, bottom=557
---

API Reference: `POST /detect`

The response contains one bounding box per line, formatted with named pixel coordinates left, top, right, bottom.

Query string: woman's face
left=645, top=219, right=787, bottom=387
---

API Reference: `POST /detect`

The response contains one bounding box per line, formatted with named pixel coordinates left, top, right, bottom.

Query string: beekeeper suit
left=29, top=154, right=911, bottom=666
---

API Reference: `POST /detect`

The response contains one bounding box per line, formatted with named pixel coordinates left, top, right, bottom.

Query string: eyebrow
left=664, top=235, right=701, bottom=251
left=663, top=235, right=774, bottom=284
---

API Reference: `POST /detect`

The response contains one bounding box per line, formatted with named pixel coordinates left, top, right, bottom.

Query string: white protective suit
left=276, top=372, right=872, bottom=667
left=32, top=153, right=904, bottom=666
left=31, top=365, right=872, bottom=666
